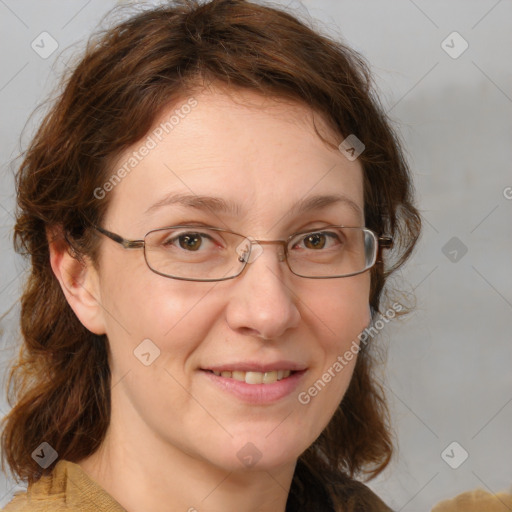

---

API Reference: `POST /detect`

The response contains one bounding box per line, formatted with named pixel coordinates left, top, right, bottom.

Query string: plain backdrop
left=0, top=1, right=511, bottom=511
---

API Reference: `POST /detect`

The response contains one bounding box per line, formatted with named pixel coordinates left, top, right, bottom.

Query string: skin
left=49, top=86, right=371, bottom=512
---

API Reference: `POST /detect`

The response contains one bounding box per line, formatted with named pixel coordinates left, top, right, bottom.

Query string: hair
left=1, top=0, right=421, bottom=510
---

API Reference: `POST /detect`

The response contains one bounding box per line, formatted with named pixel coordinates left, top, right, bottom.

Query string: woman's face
left=90, top=87, right=370, bottom=472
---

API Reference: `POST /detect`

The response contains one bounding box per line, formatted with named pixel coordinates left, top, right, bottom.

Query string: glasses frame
left=93, top=224, right=393, bottom=282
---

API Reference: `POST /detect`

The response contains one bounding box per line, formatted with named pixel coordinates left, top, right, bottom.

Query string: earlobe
left=47, top=226, right=106, bottom=335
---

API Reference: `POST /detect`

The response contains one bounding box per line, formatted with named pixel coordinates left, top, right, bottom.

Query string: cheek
left=296, top=275, right=370, bottom=429
left=306, top=272, right=371, bottom=346
left=99, top=261, right=221, bottom=374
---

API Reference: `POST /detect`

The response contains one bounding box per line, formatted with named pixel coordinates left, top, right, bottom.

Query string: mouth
left=200, top=362, right=307, bottom=403
left=205, top=369, right=295, bottom=385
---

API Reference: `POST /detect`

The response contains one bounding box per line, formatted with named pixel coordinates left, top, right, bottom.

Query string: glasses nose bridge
left=247, top=238, right=287, bottom=263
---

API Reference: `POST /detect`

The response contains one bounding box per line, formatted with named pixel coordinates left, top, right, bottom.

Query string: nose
left=225, top=242, right=301, bottom=340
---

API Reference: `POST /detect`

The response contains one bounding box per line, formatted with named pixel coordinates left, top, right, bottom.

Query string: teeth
left=245, top=371, right=262, bottom=384
left=211, top=369, right=292, bottom=384
left=263, top=371, right=277, bottom=384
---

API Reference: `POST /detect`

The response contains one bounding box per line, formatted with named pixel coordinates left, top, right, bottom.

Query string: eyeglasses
left=93, top=224, right=393, bottom=282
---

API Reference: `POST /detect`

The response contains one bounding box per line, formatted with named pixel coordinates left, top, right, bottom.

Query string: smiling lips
left=202, top=363, right=307, bottom=403
left=209, top=369, right=292, bottom=384
left=203, top=361, right=307, bottom=386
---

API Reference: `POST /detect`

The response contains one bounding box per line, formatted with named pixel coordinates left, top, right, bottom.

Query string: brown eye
left=178, top=234, right=203, bottom=251
left=158, top=228, right=222, bottom=254
left=303, top=233, right=327, bottom=249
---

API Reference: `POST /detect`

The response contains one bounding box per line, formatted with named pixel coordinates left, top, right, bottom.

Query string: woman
left=0, top=0, right=421, bottom=510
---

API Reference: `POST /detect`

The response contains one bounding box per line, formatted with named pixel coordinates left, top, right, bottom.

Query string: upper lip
left=202, top=361, right=307, bottom=373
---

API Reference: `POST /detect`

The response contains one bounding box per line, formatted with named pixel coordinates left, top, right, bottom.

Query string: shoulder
left=2, top=460, right=67, bottom=512
left=2, top=494, right=67, bottom=511
left=431, top=488, right=512, bottom=511
left=1, top=460, right=126, bottom=512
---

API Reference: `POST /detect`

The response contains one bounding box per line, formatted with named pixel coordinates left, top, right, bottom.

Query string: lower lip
left=200, top=370, right=307, bottom=404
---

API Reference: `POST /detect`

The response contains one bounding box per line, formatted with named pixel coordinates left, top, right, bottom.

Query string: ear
left=47, top=226, right=106, bottom=335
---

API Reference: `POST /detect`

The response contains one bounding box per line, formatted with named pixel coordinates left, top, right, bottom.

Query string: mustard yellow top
left=1, top=460, right=126, bottom=511
left=3, top=459, right=511, bottom=511
left=431, top=488, right=512, bottom=512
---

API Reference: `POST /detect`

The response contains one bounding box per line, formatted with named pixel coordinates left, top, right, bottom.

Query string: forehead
left=104, top=87, right=365, bottom=233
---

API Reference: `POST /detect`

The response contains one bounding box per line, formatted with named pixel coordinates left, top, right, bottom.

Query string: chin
left=206, top=432, right=307, bottom=473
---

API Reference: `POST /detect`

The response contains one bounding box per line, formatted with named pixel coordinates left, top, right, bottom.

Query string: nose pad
left=236, top=237, right=263, bottom=264
left=235, top=238, right=285, bottom=264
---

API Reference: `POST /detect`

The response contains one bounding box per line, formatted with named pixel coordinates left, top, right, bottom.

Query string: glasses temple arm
left=93, top=225, right=144, bottom=249
left=378, top=236, right=393, bottom=249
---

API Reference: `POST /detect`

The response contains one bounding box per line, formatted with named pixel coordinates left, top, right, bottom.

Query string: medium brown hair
left=1, top=0, right=420, bottom=509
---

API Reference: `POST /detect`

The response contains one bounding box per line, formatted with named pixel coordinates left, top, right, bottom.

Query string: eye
left=177, top=233, right=203, bottom=251
left=292, top=230, right=342, bottom=251
left=303, top=233, right=327, bottom=250
left=162, top=230, right=219, bottom=252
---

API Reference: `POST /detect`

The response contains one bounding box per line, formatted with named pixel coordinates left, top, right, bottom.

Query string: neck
left=76, top=396, right=296, bottom=512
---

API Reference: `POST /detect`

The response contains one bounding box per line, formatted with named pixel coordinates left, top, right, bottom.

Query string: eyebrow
left=144, top=193, right=242, bottom=216
left=144, top=192, right=363, bottom=219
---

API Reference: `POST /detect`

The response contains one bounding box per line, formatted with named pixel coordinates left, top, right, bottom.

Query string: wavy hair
left=1, top=1, right=421, bottom=510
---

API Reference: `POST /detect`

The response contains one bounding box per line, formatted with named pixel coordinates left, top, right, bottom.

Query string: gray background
left=0, top=1, right=511, bottom=510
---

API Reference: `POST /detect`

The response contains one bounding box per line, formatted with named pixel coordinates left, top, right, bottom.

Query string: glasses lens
left=144, top=226, right=246, bottom=281
left=143, top=226, right=377, bottom=281
left=286, top=227, right=377, bottom=278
